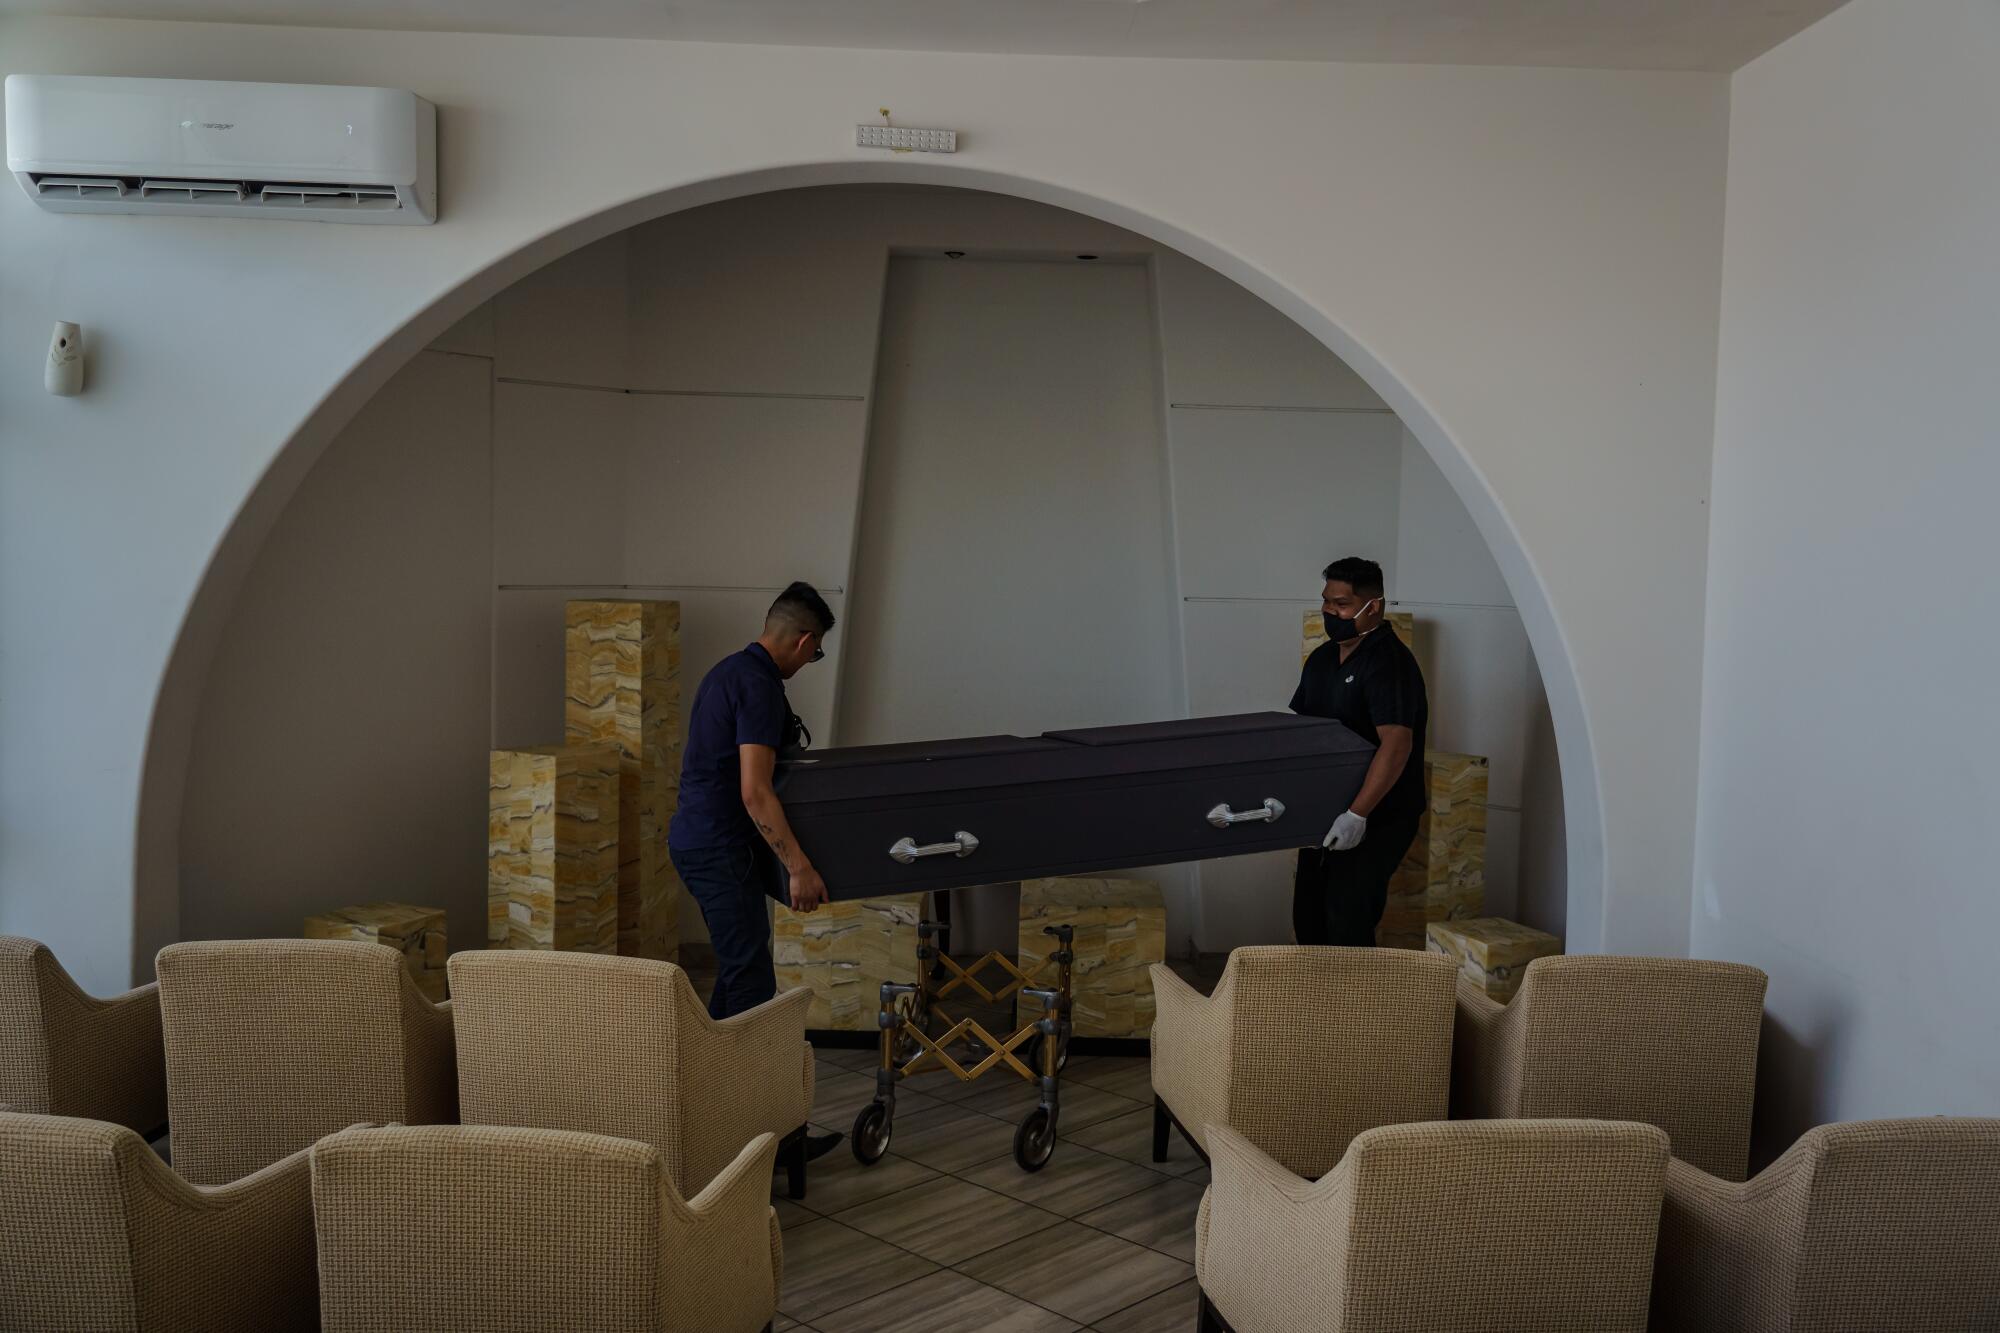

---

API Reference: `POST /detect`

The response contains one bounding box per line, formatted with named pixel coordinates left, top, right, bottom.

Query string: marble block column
left=1426, top=916, right=1562, bottom=1002
left=305, top=902, right=449, bottom=1002
left=488, top=746, right=621, bottom=953
left=1380, top=751, right=1490, bottom=950
left=1018, top=877, right=1167, bottom=1038
left=773, top=895, right=925, bottom=1030
left=565, top=600, right=681, bottom=962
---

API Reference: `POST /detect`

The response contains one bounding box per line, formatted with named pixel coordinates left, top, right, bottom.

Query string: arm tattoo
left=754, top=818, right=791, bottom=859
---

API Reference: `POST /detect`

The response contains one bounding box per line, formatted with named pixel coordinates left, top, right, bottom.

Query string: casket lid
left=776, top=712, right=1369, bottom=803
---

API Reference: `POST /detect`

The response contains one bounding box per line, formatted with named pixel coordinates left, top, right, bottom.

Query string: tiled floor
left=680, top=950, right=1221, bottom=1332
left=777, top=1045, right=1206, bottom=1333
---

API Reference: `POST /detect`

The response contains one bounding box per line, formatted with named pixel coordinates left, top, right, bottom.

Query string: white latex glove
left=1322, top=809, right=1368, bottom=852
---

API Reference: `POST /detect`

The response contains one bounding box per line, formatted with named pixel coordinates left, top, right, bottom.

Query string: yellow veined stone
left=304, top=901, right=450, bottom=1002
left=1426, top=915, right=1562, bottom=1002
left=1018, top=877, right=1167, bottom=1038
left=565, top=600, right=681, bottom=963
left=772, top=895, right=925, bottom=1030
left=1381, top=751, right=1489, bottom=949
left=487, top=745, right=621, bottom=954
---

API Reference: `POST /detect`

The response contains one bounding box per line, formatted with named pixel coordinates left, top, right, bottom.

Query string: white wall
left=171, top=185, right=1563, bottom=957
left=1698, top=0, right=2000, bottom=1145
left=840, top=256, right=1178, bottom=744
left=0, top=16, right=1727, bottom=991
left=179, top=350, right=494, bottom=950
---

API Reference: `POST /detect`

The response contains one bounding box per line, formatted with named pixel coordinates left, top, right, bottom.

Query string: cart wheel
left=852, top=1102, right=892, bottom=1165
left=1013, top=1107, right=1057, bottom=1172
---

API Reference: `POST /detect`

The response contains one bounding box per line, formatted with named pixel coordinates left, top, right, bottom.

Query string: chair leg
left=784, top=1125, right=807, bottom=1201
left=1153, top=1095, right=1172, bottom=1163
left=1196, top=1288, right=1232, bottom=1333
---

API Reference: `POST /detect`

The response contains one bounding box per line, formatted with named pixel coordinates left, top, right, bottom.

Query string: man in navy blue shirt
left=670, top=581, right=836, bottom=1022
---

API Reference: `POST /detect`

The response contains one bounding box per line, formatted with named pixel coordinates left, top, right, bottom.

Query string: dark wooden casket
left=775, top=712, right=1376, bottom=900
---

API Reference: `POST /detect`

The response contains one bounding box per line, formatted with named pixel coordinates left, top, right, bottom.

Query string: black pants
left=1292, top=806, right=1423, bottom=947
left=669, top=838, right=788, bottom=1019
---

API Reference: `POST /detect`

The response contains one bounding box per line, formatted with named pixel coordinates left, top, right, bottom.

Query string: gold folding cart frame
left=850, top=919, right=1075, bottom=1171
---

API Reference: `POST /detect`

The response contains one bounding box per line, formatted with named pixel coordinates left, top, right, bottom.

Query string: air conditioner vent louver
left=142, top=178, right=246, bottom=202
left=34, top=175, right=127, bottom=200
left=25, top=173, right=408, bottom=211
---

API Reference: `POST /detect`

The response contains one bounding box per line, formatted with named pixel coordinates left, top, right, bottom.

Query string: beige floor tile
left=948, top=1075, right=1145, bottom=1133
left=795, top=1148, right=943, bottom=1216
left=777, top=1218, right=937, bottom=1324
left=814, top=1043, right=883, bottom=1073
left=772, top=1197, right=816, bottom=1229
left=956, top=1220, right=1193, bottom=1326
left=1061, top=1055, right=1155, bottom=1103
left=1075, top=1176, right=1206, bottom=1262
left=886, top=1102, right=1023, bottom=1175
left=812, top=1270, right=1081, bottom=1333
left=833, top=1177, right=1064, bottom=1266
left=1063, top=1106, right=1206, bottom=1177
left=1090, top=1277, right=1202, bottom=1333
left=959, top=1142, right=1169, bottom=1218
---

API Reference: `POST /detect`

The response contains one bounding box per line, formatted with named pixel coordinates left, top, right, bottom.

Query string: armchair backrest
left=158, top=938, right=454, bottom=1185
left=448, top=950, right=687, bottom=1187
left=1514, top=955, right=1766, bottom=1180
left=0, top=1111, right=136, bottom=1327
left=0, top=937, right=53, bottom=1115
left=0, top=935, right=166, bottom=1132
left=311, top=1123, right=667, bottom=1333
left=0, top=1111, right=318, bottom=1331
left=1787, top=1118, right=2000, bottom=1330
left=1221, top=946, right=1457, bottom=1178
left=1336, top=1119, right=1669, bottom=1333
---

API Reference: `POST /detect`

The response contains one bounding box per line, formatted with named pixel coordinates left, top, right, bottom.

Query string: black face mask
left=1323, top=599, right=1377, bottom=643
left=783, top=710, right=812, bottom=753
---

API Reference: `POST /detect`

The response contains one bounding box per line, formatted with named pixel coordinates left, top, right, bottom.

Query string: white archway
left=135, top=160, right=1605, bottom=972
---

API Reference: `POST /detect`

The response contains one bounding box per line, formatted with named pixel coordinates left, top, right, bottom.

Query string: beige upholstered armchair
left=0, top=1111, right=318, bottom=1331
left=1651, top=1117, right=2000, bottom=1332
left=1196, top=1119, right=1670, bottom=1333
left=311, top=1123, right=781, bottom=1333
left=156, top=938, right=456, bottom=1186
left=1452, top=954, right=1767, bottom=1180
left=0, top=935, right=168, bottom=1135
left=447, top=950, right=814, bottom=1198
left=1150, top=946, right=1457, bottom=1178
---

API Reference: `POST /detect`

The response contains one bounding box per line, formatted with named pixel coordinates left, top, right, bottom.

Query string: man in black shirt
left=1289, top=556, right=1429, bottom=947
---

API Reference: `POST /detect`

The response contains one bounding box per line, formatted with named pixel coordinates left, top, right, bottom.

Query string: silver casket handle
left=1207, top=798, right=1285, bottom=829
left=889, top=831, right=981, bottom=864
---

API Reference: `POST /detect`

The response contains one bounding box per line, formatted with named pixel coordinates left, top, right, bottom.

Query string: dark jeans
left=1292, top=806, right=1424, bottom=947
left=670, top=838, right=788, bottom=1020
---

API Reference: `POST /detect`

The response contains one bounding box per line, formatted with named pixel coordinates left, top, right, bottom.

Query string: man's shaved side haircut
left=765, top=581, right=836, bottom=638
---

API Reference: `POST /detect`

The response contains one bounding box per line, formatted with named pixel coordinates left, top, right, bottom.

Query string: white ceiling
left=2, top=0, right=1846, bottom=72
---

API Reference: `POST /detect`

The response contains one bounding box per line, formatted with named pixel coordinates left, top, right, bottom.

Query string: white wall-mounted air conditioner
left=5, top=75, right=436, bottom=224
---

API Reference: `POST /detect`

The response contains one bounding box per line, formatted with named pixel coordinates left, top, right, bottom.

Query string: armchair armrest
left=399, top=974, right=458, bottom=1126
left=1450, top=973, right=1518, bottom=1120
left=61, top=979, right=168, bottom=1133
left=1199, top=1125, right=1347, bottom=1333
left=659, top=1132, right=782, bottom=1333
left=676, top=982, right=812, bottom=1192
left=129, top=1143, right=318, bottom=1330
left=1150, top=963, right=1231, bottom=1154
left=1652, top=1147, right=1810, bottom=1333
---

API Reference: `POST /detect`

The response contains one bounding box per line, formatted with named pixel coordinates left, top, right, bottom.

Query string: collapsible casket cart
left=776, top=712, right=1376, bottom=1172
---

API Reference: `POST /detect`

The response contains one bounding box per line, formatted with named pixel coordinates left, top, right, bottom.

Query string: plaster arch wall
left=0, top=17, right=1726, bottom=990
